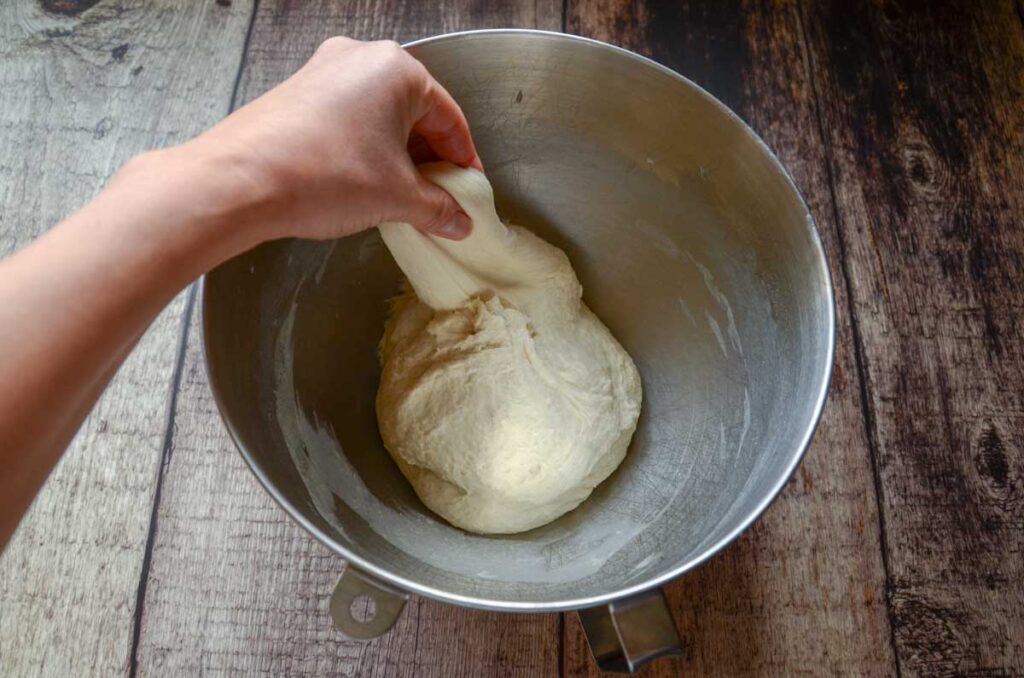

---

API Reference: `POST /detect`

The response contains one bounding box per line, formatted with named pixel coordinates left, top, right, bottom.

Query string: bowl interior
left=202, top=32, right=832, bottom=609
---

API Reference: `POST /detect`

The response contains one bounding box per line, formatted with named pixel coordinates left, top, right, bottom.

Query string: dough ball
left=376, top=164, right=642, bottom=534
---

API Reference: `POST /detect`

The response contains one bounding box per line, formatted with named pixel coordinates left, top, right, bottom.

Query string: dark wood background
left=0, top=1, right=1021, bottom=676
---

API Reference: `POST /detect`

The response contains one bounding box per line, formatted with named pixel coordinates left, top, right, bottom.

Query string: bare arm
left=0, top=38, right=481, bottom=549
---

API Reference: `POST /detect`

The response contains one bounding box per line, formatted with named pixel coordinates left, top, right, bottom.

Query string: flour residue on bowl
left=272, top=232, right=755, bottom=589
left=273, top=279, right=658, bottom=585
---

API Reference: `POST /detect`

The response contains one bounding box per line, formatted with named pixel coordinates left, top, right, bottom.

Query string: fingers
left=412, top=80, right=484, bottom=171
left=306, top=38, right=478, bottom=240
left=315, top=36, right=359, bottom=54
left=396, top=172, right=472, bottom=240
left=407, top=133, right=437, bottom=165
left=314, top=38, right=481, bottom=171
left=402, top=69, right=479, bottom=239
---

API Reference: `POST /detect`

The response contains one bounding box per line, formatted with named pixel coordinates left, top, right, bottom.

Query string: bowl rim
left=199, top=28, right=837, bottom=613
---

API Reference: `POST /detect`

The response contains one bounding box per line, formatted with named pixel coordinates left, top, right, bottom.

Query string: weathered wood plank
left=565, top=1, right=897, bottom=675
left=232, top=0, right=564, bottom=103
left=136, top=330, right=561, bottom=676
left=0, top=1, right=254, bottom=675
left=133, top=2, right=564, bottom=676
left=802, top=1, right=1024, bottom=673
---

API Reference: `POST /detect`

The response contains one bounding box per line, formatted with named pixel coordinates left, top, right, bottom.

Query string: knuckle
left=421, top=193, right=454, bottom=227
left=317, top=36, right=353, bottom=53
left=373, top=39, right=403, bottom=53
left=372, top=40, right=416, bottom=72
left=346, top=160, right=391, bottom=192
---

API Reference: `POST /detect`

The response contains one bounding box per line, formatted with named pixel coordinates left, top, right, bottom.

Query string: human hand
left=0, top=37, right=487, bottom=548
left=176, top=37, right=481, bottom=243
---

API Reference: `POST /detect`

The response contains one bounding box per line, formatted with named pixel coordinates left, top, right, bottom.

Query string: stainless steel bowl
left=201, top=30, right=834, bottom=673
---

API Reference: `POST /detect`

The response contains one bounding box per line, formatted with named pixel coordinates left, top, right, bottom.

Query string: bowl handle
left=577, top=588, right=683, bottom=673
left=330, top=565, right=409, bottom=639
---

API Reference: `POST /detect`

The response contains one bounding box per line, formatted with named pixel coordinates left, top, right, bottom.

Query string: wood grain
left=0, top=1, right=253, bottom=675
left=6, top=1, right=1016, bottom=675
left=801, top=1, right=1024, bottom=674
left=565, top=1, right=897, bottom=675
left=133, top=2, right=565, bottom=676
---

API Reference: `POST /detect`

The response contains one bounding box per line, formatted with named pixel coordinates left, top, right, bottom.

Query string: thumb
left=400, top=174, right=473, bottom=241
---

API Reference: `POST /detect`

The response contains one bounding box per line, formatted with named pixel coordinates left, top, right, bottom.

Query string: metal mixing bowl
left=201, top=30, right=834, bottom=672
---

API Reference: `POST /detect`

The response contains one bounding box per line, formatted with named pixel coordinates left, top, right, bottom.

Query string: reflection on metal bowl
left=201, top=29, right=834, bottom=673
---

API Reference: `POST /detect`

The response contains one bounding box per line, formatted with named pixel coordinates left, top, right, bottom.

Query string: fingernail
left=435, top=211, right=472, bottom=240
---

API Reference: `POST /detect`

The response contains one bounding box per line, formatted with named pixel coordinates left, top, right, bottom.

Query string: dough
left=376, top=163, right=642, bottom=534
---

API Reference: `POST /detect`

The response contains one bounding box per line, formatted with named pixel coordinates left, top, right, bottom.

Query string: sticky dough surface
left=376, top=163, right=642, bottom=534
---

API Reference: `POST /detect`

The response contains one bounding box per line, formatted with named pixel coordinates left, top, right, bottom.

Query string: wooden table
left=1, top=1, right=1021, bottom=675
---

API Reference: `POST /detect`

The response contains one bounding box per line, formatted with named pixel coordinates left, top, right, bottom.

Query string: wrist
left=111, top=140, right=279, bottom=268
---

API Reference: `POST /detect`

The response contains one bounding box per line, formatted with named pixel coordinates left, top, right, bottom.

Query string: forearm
left=0, top=143, right=260, bottom=547
left=0, top=37, right=481, bottom=551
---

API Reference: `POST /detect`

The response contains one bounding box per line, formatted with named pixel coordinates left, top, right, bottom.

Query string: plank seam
left=558, top=612, right=565, bottom=677
left=559, top=1, right=568, bottom=673
left=126, top=284, right=197, bottom=678
left=126, top=2, right=260, bottom=670
left=126, top=0, right=262, bottom=667
left=229, top=0, right=261, bottom=112
left=792, top=2, right=902, bottom=676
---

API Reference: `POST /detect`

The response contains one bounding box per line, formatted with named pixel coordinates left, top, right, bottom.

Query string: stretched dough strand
left=376, top=162, right=642, bottom=534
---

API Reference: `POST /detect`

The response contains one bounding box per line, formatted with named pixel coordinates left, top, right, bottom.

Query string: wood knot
left=899, top=141, right=946, bottom=195
left=972, top=419, right=1020, bottom=515
left=909, top=158, right=929, bottom=184
left=39, top=0, right=100, bottom=16
left=93, top=117, right=113, bottom=140
left=890, top=588, right=969, bottom=675
left=111, top=43, right=129, bottom=62
left=976, top=424, right=1009, bottom=489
